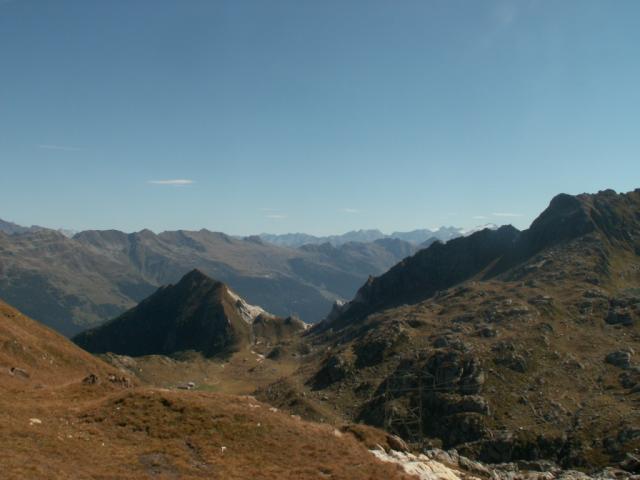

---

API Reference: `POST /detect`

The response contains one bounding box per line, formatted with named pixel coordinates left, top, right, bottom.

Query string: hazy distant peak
left=259, top=226, right=472, bottom=247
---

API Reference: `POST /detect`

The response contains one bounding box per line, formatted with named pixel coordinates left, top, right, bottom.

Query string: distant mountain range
left=0, top=219, right=493, bottom=247
left=0, top=217, right=501, bottom=336
left=0, top=219, right=76, bottom=237
left=0, top=219, right=31, bottom=235
left=259, top=226, right=469, bottom=247
left=0, top=224, right=420, bottom=336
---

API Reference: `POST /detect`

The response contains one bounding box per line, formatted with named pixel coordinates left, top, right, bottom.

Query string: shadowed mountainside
left=73, top=269, right=306, bottom=357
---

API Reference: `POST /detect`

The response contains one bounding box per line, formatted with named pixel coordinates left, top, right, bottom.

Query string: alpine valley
left=3, top=188, right=640, bottom=479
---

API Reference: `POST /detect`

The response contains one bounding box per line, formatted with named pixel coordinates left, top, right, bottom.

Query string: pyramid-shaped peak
left=178, top=269, right=222, bottom=287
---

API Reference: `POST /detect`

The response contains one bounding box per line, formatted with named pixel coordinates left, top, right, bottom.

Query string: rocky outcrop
left=311, top=354, right=354, bottom=389
left=358, top=349, right=489, bottom=446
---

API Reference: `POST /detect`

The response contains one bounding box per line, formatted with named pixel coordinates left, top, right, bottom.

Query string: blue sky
left=1, top=0, right=639, bottom=235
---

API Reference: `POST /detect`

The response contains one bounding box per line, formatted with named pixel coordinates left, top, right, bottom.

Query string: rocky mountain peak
left=319, top=189, right=640, bottom=333
left=180, top=268, right=218, bottom=286
left=73, top=270, right=303, bottom=357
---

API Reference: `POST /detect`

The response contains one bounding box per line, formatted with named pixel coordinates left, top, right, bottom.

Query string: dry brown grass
left=0, top=300, right=413, bottom=479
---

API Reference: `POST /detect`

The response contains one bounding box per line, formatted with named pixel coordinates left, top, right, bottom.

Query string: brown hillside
left=0, top=300, right=415, bottom=479
left=0, top=299, right=116, bottom=386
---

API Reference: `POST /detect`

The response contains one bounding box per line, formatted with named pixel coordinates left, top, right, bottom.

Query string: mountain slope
left=288, top=188, right=640, bottom=469
left=0, top=299, right=117, bottom=385
left=0, top=218, right=31, bottom=235
left=73, top=270, right=306, bottom=357
left=0, top=300, right=420, bottom=479
left=318, top=225, right=520, bottom=332
left=261, top=226, right=466, bottom=247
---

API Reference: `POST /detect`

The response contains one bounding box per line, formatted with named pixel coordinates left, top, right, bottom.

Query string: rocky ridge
left=274, top=189, right=640, bottom=472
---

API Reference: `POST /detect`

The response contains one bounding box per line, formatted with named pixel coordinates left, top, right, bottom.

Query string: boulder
left=477, top=326, right=497, bottom=338
left=605, top=350, right=632, bottom=369
left=606, top=309, right=634, bottom=326
left=386, top=434, right=409, bottom=452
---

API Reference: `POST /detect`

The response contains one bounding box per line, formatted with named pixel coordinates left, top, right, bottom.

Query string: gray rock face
left=357, top=349, right=489, bottom=447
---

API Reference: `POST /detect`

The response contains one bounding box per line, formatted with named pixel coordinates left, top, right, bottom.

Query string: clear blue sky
left=1, top=0, right=639, bottom=235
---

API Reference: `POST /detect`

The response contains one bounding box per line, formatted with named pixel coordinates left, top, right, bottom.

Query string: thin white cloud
left=38, top=144, right=81, bottom=152
left=265, top=214, right=286, bottom=220
left=342, top=208, right=360, bottom=214
left=492, top=212, right=523, bottom=217
left=148, top=179, right=194, bottom=186
left=473, top=215, right=488, bottom=220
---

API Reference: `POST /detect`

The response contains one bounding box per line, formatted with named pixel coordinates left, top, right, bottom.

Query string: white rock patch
left=227, top=288, right=273, bottom=324
left=370, top=448, right=474, bottom=480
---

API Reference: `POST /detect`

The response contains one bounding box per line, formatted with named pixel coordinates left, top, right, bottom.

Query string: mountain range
left=66, top=187, right=640, bottom=473
left=0, top=225, right=417, bottom=336
left=3, top=187, right=640, bottom=476
left=0, top=218, right=501, bottom=337
left=259, top=226, right=473, bottom=248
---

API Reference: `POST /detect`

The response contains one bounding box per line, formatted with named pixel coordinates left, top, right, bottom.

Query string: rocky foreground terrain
left=3, top=298, right=635, bottom=479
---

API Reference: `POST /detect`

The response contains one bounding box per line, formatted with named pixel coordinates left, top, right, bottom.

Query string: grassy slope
left=0, top=300, right=414, bottom=480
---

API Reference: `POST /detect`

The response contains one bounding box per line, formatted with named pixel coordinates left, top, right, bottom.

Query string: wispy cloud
left=148, top=179, right=194, bottom=186
left=265, top=214, right=286, bottom=220
left=342, top=208, right=360, bottom=214
left=38, top=144, right=81, bottom=152
left=492, top=212, right=523, bottom=218
left=473, top=215, right=488, bottom=220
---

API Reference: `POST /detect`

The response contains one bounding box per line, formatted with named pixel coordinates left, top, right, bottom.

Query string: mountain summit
left=73, top=269, right=305, bottom=357
left=321, top=189, right=640, bottom=332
